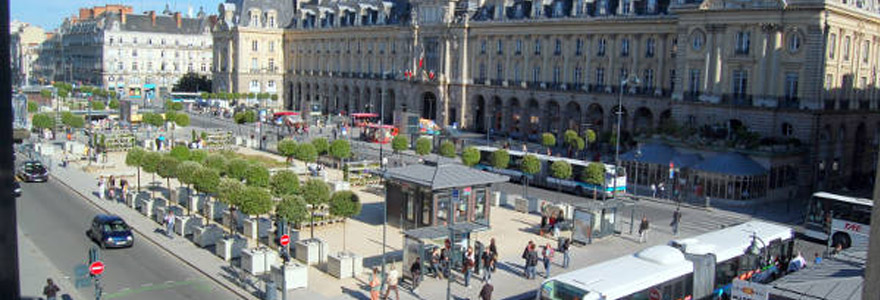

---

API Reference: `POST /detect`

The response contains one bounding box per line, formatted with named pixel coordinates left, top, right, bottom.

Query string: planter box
left=173, top=215, right=190, bottom=236
left=331, top=180, right=351, bottom=192
left=154, top=206, right=167, bottom=224
left=139, top=198, right=154, bottom=218
left=216, top=236, right=247, bottom=261
left=193, top=224, right=225, bottom=248
left=243, top=218, right=272, bottom=240
left=294, top=238, right=328, bottom=266
left=175, top=215, right=203, bottom=236
left=242, top=248, right=279, bottom=275
left=492, top=191, right=501, bottom=207
left=271, top=263, right=308, bottom=291
left=516, top=197, right=540, bottom=214
left=327, top=252, right=363, bottom=279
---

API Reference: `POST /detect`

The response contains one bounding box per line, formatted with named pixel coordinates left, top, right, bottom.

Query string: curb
left=49, top=171, right=260, bottom=300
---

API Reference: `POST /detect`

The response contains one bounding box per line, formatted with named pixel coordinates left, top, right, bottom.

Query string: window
left=829, top=33, right=837, bottom=59
left=735, top=31, right=750, bottom=55
left=131, top=62, right=138, bottom=71
left=109, top=37, right=114, bottom=45
left=575, top=39, right=584, bottom=56
left=785, top=73, right=798, bottom=100
left=534, top=39, right=542, bottom=55
left=133, top=37, right=138, bottom=44
left=250, top=80, right=259, bottom=88
left=117, top=62, right=123, bottom=70
left=147, top=62, right=153, bottom=71
left=268, top=58, right=275, bottom=71
left=597, top=38, right=606, bottom=56
left=619, top=68, right=628, bottom=84
left=533, top=66, right=541, bottom=82
left=251, top=58, right=258, bottom=71
left=596, top=67, right=605, bottom=86
left=268, top=80, right=275, bottom=88
left=574, top=67, right=583, bottom=85
left=554, top=39, right=562, bottom=55
left=781, top=123, right=794, bottom=136
left=481, top=40, right=487, bottom=54
left=621, top=39, right=630, bottom=57
left=644, top=69, right=655, bottom=89
left=479, top=63, right=487, bottom=80
left=514, top=63, right=522, bottom=82
left=692, top=31, right=705, bottom=51
left=646, top=38, right=655, bottom=57
left=252, top=40, right=259, bottom=51
left=825, top=74, right=834, bottom=89
left=269, top=41, right=275, bottom=52
left=689, top=69, right=700, bottom=95
left=188, top=63, right=194, bottom=72
left=496, top=62, right=503, bottom=79
left=732, top=70, right=748, bottom=96
left=269, top=16, right=275, bottom=27
left=497, top=39, right=503, bottom=54
left=843, top=36, right=851, bottom=61
left=515, top=39, right=523, bottom=55
left=160, top=51, right=165, bottom=58
left=201, top=63, right=207, bottom=72
left=131, top=49, right=137, bottom=57
left=789, top=33, right=802, bottom=52
left=553, top=66, right=561, bottom=84
left=863, top=41, right=870, bottom=63
left=148, top=39, right=152, bottom=45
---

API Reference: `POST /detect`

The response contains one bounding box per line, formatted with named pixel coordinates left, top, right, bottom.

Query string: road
left=17, top=179, right=239, bottom=300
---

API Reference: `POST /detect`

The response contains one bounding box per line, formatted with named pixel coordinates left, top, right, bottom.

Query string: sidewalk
left=19, top=230, right=89, bottom=300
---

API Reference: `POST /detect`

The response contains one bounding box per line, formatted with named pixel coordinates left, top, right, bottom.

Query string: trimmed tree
left=90, top=101, right=105, bottom=111
left=550, top=160, right=572, bottom=193
left=170, top=145, right=191, bottom=161
left=125, top=147, right=146, bottom=192
left=582, top=162, right=606, bottom=199
left=157, top=155, right=181, bottom=201
left=270, top=170, right=300, bottom=196
left=218, top=178, right=246, bottom=210
left=461, top=146, right=481, bottom=167
left=174, top=113, right=191, bottom=127
left=27, top=101, right=38, bottom=113
left=491, top=149, right=510, bottom=170
left=520, top=154, right=541, bottom=196
left=203, top=153, right=229, bottom=176
left=295, top=143, right=318, bottom=164
left=176, top=161, right=201, bottom=201
left=141, top=151, right=163, bottom=197
left=192, top=167, right=220, bottom=202
left=391, top=136, right=409, bottom=154
left=415, top=137, right=433, bottom=156
left=244, top=164, right=270, bottom=187
left=277, top=139, right=298, bottom=163
left=329, top=139, right=351, bottom=168
left=302, top=179, right=331, bottom=239
left=329, top=191, right=361, bottom=252
left=226, top=158, right=251, bottom=181
left=542, top=132, right=557, bottom=149
left=311, top=138, right=330, bottom=155
left=32, top=113, right=54, bottom=131
left=276, top=194, right=309, bottom=227
left=189, top=149, right=207, bottom=163
left=584, top=129, right=597, bottom=151
left=109, top=99, right=120, bottom=110
left=239, top=186, right=274, bottom=220
left=439, top=141, right=456, bottom=158
left=564, top=129, right=579, bottom=157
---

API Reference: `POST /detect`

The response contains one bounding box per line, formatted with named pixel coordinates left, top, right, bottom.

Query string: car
left=12, top=180, right=21, bottom=198
left=17, top=160, right=48, bottom=182
left=87, top=215, right=134, bottom=249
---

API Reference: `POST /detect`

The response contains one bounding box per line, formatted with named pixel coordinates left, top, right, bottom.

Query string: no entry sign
left=280, top=234, right=290, bottom=246
left=89, top=261, right=105, bottom=276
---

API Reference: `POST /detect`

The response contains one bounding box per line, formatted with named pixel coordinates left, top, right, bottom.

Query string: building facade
left=211, top=1, right=291, bottom=108
left=41, top=5, right=215, bottom=100
left=10, top=21, right=47, bottom=86
left=282, top=0, right=880, bottom=201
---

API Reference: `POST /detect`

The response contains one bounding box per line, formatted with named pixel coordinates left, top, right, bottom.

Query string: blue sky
left=12, top=0, right=222, bottom=30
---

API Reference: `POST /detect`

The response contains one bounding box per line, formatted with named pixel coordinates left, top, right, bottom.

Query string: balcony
left=734, top=49, right=749, bottom=56
left=720, top=93, right=753, bottom=107
left=491, top=79, right=504, bottom=86
left=778, top=97, right=800, bottom=109
left=682, top=92, right=701, bottom=102
left=859, top=100, right=870, bottom=110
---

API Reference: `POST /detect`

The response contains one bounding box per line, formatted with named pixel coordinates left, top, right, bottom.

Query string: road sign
left=451, top=189, right=460, bottom=202
left=89, top=261, right=105, bottom=276
left=649, top=288, right=661, bottom=300
left=669, top=161, right=675, bottom=179
left=280, top=234, right=290, bottom=246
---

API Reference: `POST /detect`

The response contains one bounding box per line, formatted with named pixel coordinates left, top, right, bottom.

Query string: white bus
left=472, top=146, right=626, bottom=198
left=803, top=191, right=872, bottom=249
left=538, top=221, right=794, bottom=300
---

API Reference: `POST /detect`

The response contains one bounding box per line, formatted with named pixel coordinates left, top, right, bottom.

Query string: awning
left=358, top=3, right=378, bottom=11
left=692, top=152, right=767, bottom=176
left=351, top=113, right=379, bottom=118
left=143, top=84, right=156, bottom=89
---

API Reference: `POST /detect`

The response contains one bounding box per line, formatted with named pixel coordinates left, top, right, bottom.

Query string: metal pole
left=380, top=88, right=387, bottom=293
left=446, top=193, right=455, bottom=300
left=614, top=81, right=623, bottom=199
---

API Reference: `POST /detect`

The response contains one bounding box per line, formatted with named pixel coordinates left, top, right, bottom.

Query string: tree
left=234, top=111, right=256, bottom=124
left=174, top=113, right=191, bottom=127
left=491, top=149, right=510, bottom=170
left=125, top=147, right=146, bottom=192
left=270, top=94, right=279, bottom=101
left=90, top=100, right=105, bottom=111
left=170, top=145, right=191, bottom=161
left=329, top=139, right=351, bottom=167
left=311, top=138, right=329, bottom=155
left=550, top=160, right=572, bottom=192
left=582, top=162, right=606, bottom=199
left=142, top=112, right=165, bottom=128
left=239, top=186, right=273, bottom=217
left=172, top=72, right=212, bottom=93
left=218, top=178, right=246, bottom=208
left=302, top=179, right=331, bottom=239
left=108, top=99, right=120, bottom=110
left=329, top=191, right=361, bottom=252
left=391, top=136, right=409, bottom=153
left=276, top=194, right=309, bottom=226
left=175, top=161, right=201, bottom=202
left=564, top=129, right=579, bottom=157
left=157, top=155, right=181, bottom=200
left=27, top=101, right=38, bottom=113
left=189, top=149, right=207, bottom=163
left=31, top=113, right=54, bottom=130
left=277, top=139, right=299, bottom=163
left=542, top=132, right=557, bottom=149
left=295, top=143, right=318, bottom=163
left=245, top=164, right=270, bottom=187
left=171, top=102, right=184, bottom=111
left=270, top=170, right=300, bottom=196
left=60, top=111, right=84, bottom=128
left=461, top=146, right=481, bottom=167
left=520, top=154, right=541, bottom=196
left=39, top=89, right=52, bottom=101
left=192, top=167, right=221, bottom=196
left=203, top=153, right=228, bottom=175
left=226, top=158, right=250, bottom=181
left=439, top=141, right=456, bottom=158
left=141, top=151, right=163, bottom=196
left=415, top=137, right=433, bottom=156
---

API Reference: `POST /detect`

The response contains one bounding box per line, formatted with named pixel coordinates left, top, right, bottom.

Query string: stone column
left=767, top=28, right=782, bottom=99
left=757, top=25, right=772, bottom=97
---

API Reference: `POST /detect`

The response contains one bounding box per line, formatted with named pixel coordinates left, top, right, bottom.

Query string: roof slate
left=384, top=162, right=509, bottom=190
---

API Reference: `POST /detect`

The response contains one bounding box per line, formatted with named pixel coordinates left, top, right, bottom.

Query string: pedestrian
left=383, top=264, right=399, bottom=300
left=814, top=252, right=822, bottom=265
left=463, top=246, right=475, bottom=287
left=540, top=214, right=548, bottom=236
left=479, top=280, right=494, bottom=300
left=638, top=216, right=650, bottom=243
left=651, top=183, right=657, bottom=198
left=560, top=237, right=571, bottom=269
left=120, top=179, right=128, bottom=203
left=522, top=241, right=533, bottom=277
left=43, top=278, right=60, bottom=300
left=369, top=267, right=382, bottom=300
left=552, top=212, right=562, bottom=237
left=481, top=246, right=494, bottom=282
left=542, top=243, right=554, bottom=278
left=164, top=210, right=176, bottom=238
left=489, top=238, right=498, bottom=272
left=671, top=207, right=682, bottom=236
left=97, top=176, right=105, bottom=200
left=409, top=257, right=422, bottom=292
left=430, top=248, right=443, bottom=279
left=108, top=175, right=116, bottom=201
left=526, top=243, right=539, bottom=279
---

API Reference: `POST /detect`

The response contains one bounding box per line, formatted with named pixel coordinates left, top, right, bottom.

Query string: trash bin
left=264, top=280, right=277, bottom=300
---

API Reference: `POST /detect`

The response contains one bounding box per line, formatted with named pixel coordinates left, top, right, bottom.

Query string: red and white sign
left=844, top=222, right=863, bottom=233
left=649, top=288, right=661, bottom=300
left=280, top=234, right=290, bottom=246
left=89, top=261, right=105, bottom=276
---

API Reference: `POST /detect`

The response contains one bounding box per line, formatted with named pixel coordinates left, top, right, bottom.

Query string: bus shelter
left=402, top=222, right=489, bottom=282
left=570, top=199, right=628, bottom=245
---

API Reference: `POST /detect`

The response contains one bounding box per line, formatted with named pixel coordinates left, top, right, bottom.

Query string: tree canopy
left=542, top=133, right=557, bottom=148
left=491, top=149, right=510, bottom=170
left=234, top=111, right=257, bottom=124
left=550, top=160, right=572, bottom=180
left=125, top=147, right=145, bottom=168
left=175, top=161, right=201, bottom=187
left=108, top=99, right=120, bottom=110
left=226, top=158, right=250, bottom=181
left=172, top=72, right=212, bottom=93
left=329, top=191, right=361, bottom=218
left=270, top=170, right=300, bottom=196
left=276, top=195, right=309, bottom=224
left=31, top=113, right=54, bottom=130
left=439, top=141, right=456, bottom=158
left=61, top=112, right=85, bottom=128
left=461, top=146, right=481, bottom=167
left=301, top=179, right=330, bottom=207
left=415, top=137, right=433, bottom=156
left=192, top=167, right=220, bottom=195
left=311, top=138, right=330, bottom=155
left=520, top=154, right=541, bottom=175
left=277, top=139, right=298, bottom=159
left=169, top=146, right=191, bottom=161
left=157, top=155, right=180, bottom=180
left=244, top=164, right=270, bottom=187
left=582, top=162, right=606, bottom=186
left=391, top=136, right=409, bottom=153
left=189, top=149, right=207, bottom=163
left=218, top=178, right=246, bottom=207
left=203, top=153, right=228, bottom=175
left=329, top=139, right=351, bottom=160
left=295, top=143, right=318, bottom=163
left=90, top=100, right=105, bottom=111
left=239, top=186, right=273, bottom=216
left=140, top=152, right=163, bottom=174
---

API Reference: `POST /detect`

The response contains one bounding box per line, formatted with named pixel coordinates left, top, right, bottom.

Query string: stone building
left=278, top=0, right=880, bottom=201
left=43, top=5, right=215, bottom=100
left=10, top=21, right=47, bottom=86
left=211, top=0, right=291, bottom=108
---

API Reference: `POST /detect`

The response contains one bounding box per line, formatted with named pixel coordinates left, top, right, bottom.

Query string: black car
left=87, top=215, right=134, bottom=249
left=18, top=160, right=48, bottom=182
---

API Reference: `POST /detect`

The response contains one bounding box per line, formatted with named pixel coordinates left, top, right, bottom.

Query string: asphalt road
left=17, top=179, right=239, bottom=300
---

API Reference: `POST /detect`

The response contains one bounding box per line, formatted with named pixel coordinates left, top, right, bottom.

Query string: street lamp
left=614, top=76, right=639, bottom=199
left=634, top=145, right=642, bottom=195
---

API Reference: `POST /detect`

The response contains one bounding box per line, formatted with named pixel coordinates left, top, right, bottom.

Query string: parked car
left=87, top=215, right=134, bottom=249
left=17, top=160, right=48, bottom=182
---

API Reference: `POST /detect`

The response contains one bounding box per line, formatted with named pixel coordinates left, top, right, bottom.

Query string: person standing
left=638, top=216, right=650, bottom=243
left=671, top=208, right=682, bottom=236
left=560, top=238, right=571, bottom=269
left=479, top=280, right=494, bottom=300
left=369, top=268, right=382, bottom=300
left=542, top=243, right=554, bottom=278
left=521, top=241, right=533, bottom=278
left=651, top=183, right=657, bottom=198
left=489, top=238, right=498, bottom=272
left=97, top=176, right=106, bottom=200
left=383, top=264, right=399, bottom=300
left=43, top=278, right=60, bottom=300
left=409, top=257, right=422, bottom=292
left=108, top=175, right=116, bottom=201
left=481, top=247, right=494, bottom=282
left=526, top=244, right=539, bottom=279
left=430, top=248, right=443, bottom=279
left=463, top=246, right=475, bottom=287
left=164, top=210, right=176, bottom=238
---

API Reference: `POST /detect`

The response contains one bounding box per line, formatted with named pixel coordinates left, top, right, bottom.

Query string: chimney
left=149, top=11, right=156, bottom=26
left=121, top=11, right=127, bottom=24
left=174, top=12, right=182, bottom=28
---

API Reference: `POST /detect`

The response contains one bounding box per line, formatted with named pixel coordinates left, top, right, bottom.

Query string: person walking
left=651, top=183, right=657, bottom=198
left=481, top=247, right=494, bottom=282
left=164, top=210, right=176, bottom=238
left=97, top=176, right=106, bottom=200
left=463, top=246, right=475, bottom=288
left=369, top=268, right=382, bottom=300
left=383, top=264, right=399, bottom=300
left=671, top=208, right=682, bottom=236
left=479, top=280, right=494, bottom=300
left=409, top=257, right=422, bottom=292
left=430, top=248, right=443, bottom=279
left=521, top=241, right=533, bottom=278
left=560, top=237, right=571, bottom=269
left=542, top=243, right=555, bottom=278
left=43, top=278, right=60, bottom=300
left=489, top=238, right=498, bottom=272
left=108, top=175, right=116, bottom=201
left=638, top=216, right=650, bottom=243
left=526, top=244, right=539, bottom=279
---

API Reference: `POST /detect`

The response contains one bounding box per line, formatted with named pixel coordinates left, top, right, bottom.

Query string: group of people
left=97, top=175, right=129, bottom=203
left=539, top=211, right=565, bottom=238
left=521, top=238, right=571, bottom=280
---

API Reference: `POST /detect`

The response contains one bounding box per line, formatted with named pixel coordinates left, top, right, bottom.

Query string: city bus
left=471, top=145, right=625, bottom=198
left=170, top=92, right=202, bottom=103
left=538, top=221, right=794, bottom=300
left=803, top=191, right=872, bottom=249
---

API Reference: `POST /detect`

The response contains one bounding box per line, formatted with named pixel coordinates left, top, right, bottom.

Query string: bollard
left=263, top=280, right=277, bottom=300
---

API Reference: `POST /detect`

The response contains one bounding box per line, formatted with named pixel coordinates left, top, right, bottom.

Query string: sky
left=11, top=0, right=222, bottom=30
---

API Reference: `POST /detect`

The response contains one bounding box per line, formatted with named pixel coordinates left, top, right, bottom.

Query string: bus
left=170, top=92, right=202, bottom=103
left=538, top=221, right=794, bottom=300
left=472, top=145, right=625, bottom=198
left=803, top=191, right=872, bottom=249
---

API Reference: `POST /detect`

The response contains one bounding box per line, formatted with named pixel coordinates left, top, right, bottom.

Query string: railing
left=778, top=97, right=800, bottom=109
left=721, top=93, right=753, bottom=106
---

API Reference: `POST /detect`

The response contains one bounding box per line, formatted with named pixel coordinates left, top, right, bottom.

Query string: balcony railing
left=721, top=93, right=753, bottom=106
left=778, top=97, right=800, bottom=109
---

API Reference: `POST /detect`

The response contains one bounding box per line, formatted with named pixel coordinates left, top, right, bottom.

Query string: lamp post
left=614, top=76, right=639, bottom=198
left=634, top=145, right=642, bottom=196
